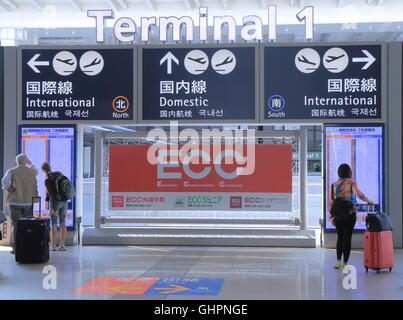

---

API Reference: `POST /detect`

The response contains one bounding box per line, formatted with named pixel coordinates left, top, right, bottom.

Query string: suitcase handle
left=32, top=196, right=41, bottom=218
left=367, top=203, right=376, bottom=215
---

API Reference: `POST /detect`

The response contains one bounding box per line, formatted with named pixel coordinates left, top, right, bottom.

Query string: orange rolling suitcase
left=363, top=205, right=394, bottom=273
left=364, top=230, right=394, bottom=273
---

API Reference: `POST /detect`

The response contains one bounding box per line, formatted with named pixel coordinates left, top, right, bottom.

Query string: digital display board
left=324, top=124, right=384, bottom=231
left=263, top=45, right=383, bottom=120
left=140, top=45, right=257, bottom=122
left=19, top=126, right=75, bottom=229
left=20, top=48, right=134, bottom=121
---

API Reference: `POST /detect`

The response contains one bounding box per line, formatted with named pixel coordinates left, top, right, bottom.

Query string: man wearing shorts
left=41, top=162, right=67, bottom=251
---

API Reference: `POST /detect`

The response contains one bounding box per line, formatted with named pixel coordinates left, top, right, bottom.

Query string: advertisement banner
left=109, top=144, right=292, bottom=211
left=20, top=48, right=134, bottom=121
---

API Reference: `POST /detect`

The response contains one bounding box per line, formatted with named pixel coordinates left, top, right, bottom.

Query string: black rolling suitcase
left=15, top=197, right=50, bottom=263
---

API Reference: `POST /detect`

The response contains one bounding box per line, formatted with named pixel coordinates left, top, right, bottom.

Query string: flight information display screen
left=324, top=125, right=384, bottom=231
left=19, top=126, right=75, bottom=229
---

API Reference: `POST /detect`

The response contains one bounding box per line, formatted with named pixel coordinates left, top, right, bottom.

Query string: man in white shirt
left=2, top=154, right=39, bottom=254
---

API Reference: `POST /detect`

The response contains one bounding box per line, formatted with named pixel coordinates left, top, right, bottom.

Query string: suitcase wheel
left=376, top=269, right=380, bottom=274
left=365, top=267, right=368, bottom=273
left=389, top=268, right=392, bottom=272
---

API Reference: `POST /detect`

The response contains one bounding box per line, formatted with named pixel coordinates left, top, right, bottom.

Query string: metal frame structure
left=91, top=129, right=308, bottom=230
left=6, top=42, right=400, bottom=248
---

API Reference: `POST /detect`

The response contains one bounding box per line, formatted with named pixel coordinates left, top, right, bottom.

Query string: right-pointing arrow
left=352, top=50, right=376, bottom=70
left=27, top=54, right=49, bottom=73
left=160, top=51, right=179, bottom=74
left=154, top=284, right=189, bottom=294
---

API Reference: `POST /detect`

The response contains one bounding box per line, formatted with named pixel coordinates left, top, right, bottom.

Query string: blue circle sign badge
left=268, top=95, right=285, bottom=112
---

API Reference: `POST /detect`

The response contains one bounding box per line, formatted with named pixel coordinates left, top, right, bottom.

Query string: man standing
left=2, top=154, right=39, bottom=254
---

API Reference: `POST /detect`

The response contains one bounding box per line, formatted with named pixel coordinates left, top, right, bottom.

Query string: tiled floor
left=0, top=245, right=402, bottom=300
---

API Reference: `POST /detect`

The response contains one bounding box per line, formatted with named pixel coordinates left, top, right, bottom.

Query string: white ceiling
left=0, top=0, right=400, bottom=11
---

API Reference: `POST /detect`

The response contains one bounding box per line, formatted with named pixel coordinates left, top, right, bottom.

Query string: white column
left=1, top=48, right=17, bottom=246
left=75, top=124, right=84, bottom=228
left=93, top=131, right=104, bottom=228
left=299, top=127, right=308, bottom=230
left=387, top=43, right=402, bottom=248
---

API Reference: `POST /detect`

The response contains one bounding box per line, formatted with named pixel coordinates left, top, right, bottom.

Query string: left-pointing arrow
left=27, top=54, right=49, bottom=73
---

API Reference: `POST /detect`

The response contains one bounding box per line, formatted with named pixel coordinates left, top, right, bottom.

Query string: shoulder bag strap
left=331, top=183, right=336, bottom=200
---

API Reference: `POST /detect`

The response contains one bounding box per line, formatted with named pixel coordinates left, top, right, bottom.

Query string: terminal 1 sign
left=19, top=47, right=135, bottom=121
left=87, top=6, right=314, bottom=43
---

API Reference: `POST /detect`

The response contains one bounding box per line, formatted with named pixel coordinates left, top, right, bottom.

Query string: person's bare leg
left=60, top=226, right=67, bottom=246
left=51, top=226, right=57, bottom=247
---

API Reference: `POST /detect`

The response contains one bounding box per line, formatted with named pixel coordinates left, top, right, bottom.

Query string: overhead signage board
left=261, top=43, right=384, bottom=122
left=19, top=47, right=135, bottom=122
left=139, top=44, right=258, bottom=123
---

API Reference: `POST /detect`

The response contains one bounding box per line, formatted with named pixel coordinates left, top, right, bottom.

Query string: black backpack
left=330, top=184, right=355, bottom=221
left=54, top=173, right=76, bottom=201
left=366, top=212, right=393, bottom=232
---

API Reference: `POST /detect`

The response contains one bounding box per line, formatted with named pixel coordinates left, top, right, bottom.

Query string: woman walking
left=329, top=163, right=373, bottom=269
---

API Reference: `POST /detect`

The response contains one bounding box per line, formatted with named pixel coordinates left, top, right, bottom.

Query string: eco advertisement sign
left=109, top=144, right=292, bottom=211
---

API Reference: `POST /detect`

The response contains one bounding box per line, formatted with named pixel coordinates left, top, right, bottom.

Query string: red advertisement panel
left=109, top=144, right=292, bottom=211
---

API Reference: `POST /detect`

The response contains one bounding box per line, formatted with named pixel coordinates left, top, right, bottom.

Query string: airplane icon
left=83, top=58, right=102, bottom=69
left=52, top=51, right=78, bottom=76
left=297, top=55, right=317, bottom=66
left=211, top=49, right=236, bottom=74
left=79, top=51, right=104, bottom=76
left=56, top=58, right=75, bottom=66
left=215, top=56, right=234, bottom=67
left=187, top=56, right=206, bottom=64
left=325, top=54, right=345, bottom=63
left=323, top=48, right=349, bottom=73
left=184, top=50, right=209, bottom=74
